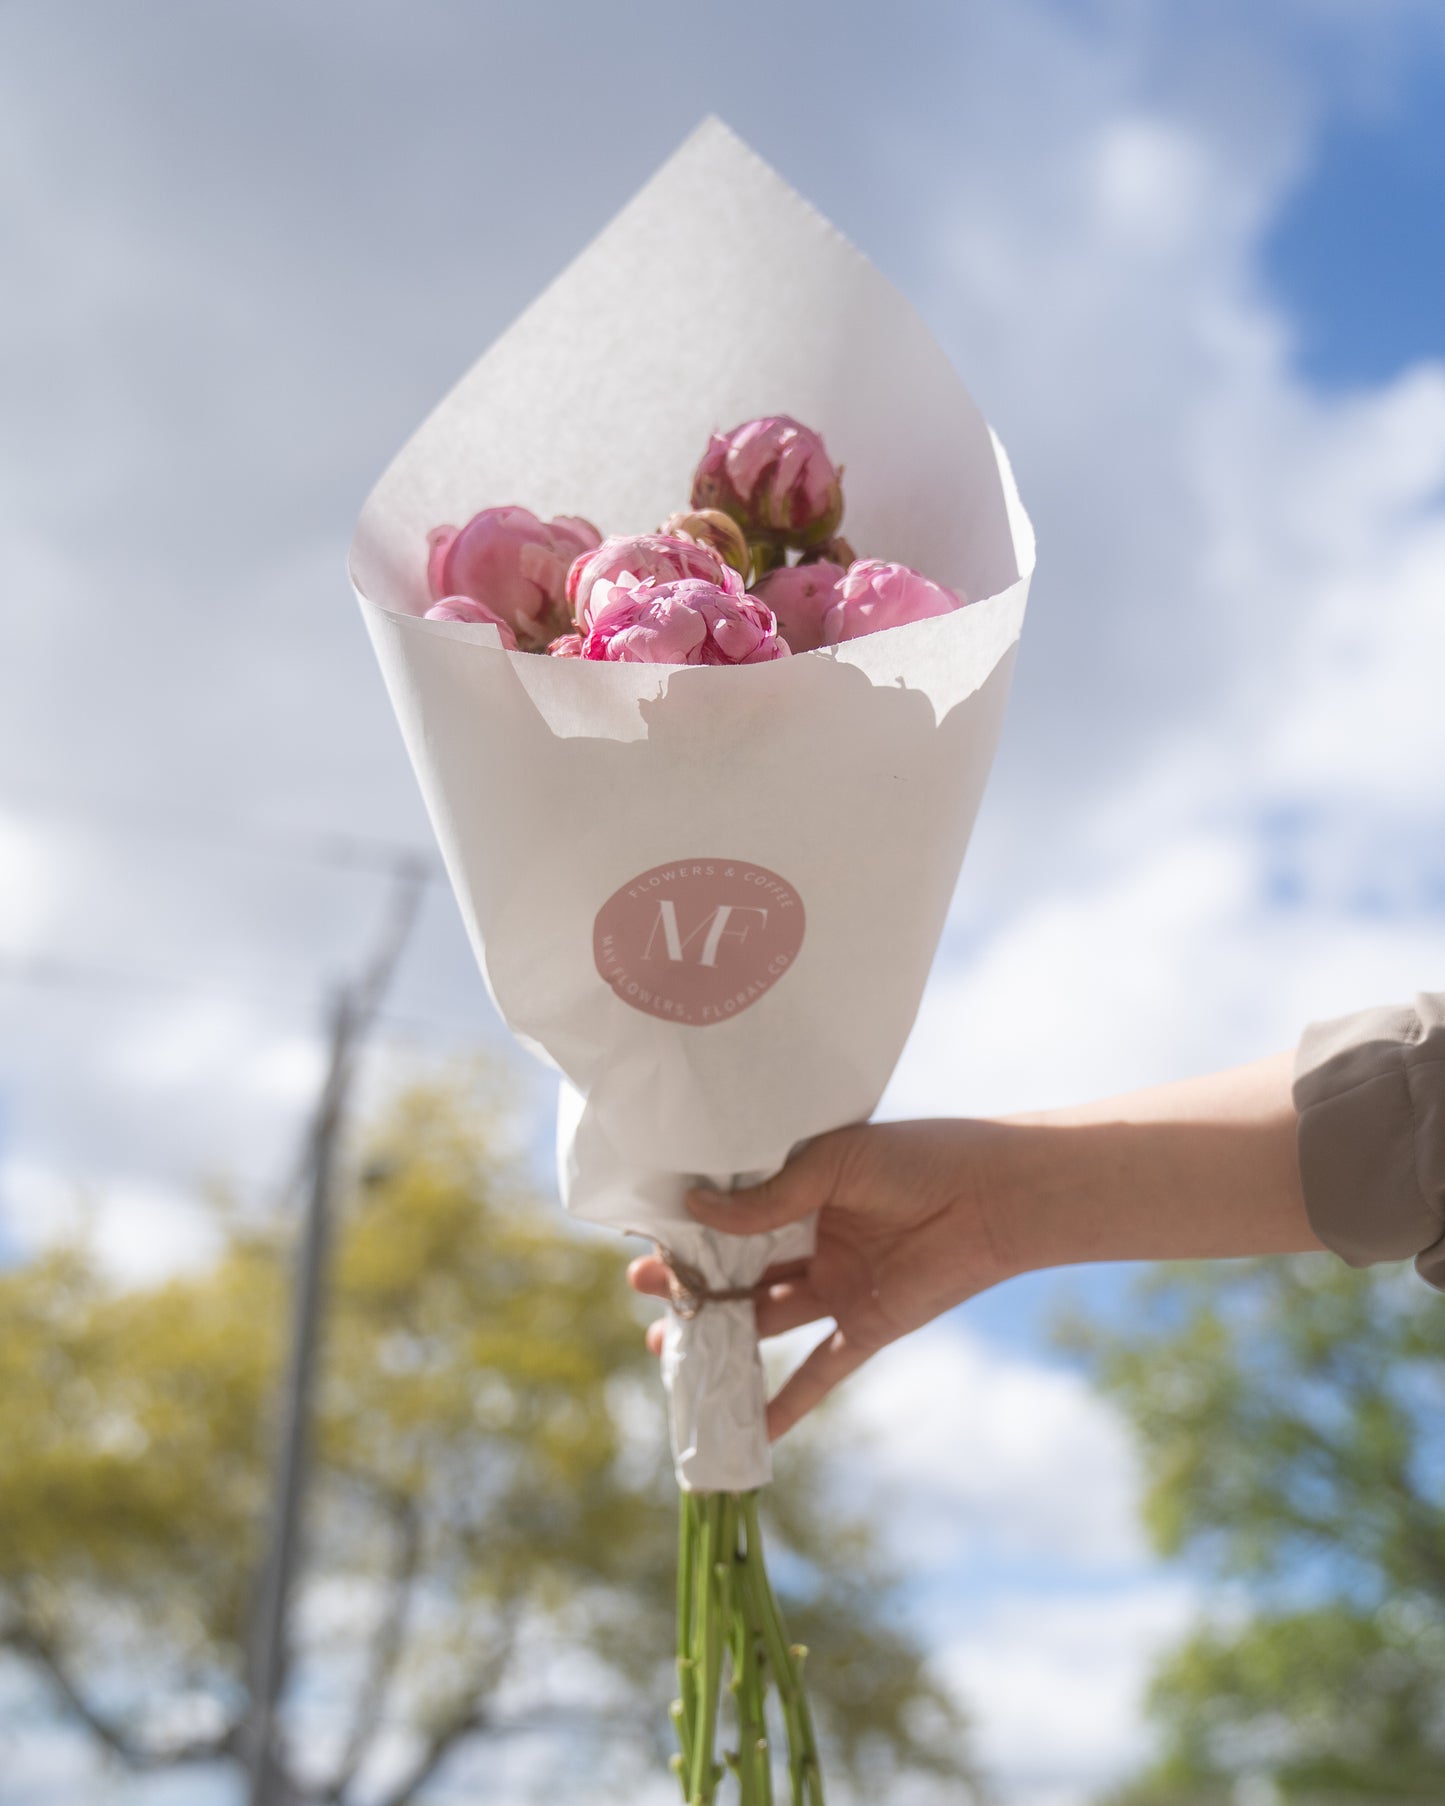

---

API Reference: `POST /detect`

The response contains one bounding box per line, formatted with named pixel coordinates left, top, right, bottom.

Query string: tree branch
left=322, top=1497, right=423, bottom=1802
left=366, top=1615, right=519, bottom=1806
left=368, top=1700, right=488, bottom=1806
left=5, top=1623, right=240, bottom=1769
left=369, top=1699, right=653, bottom=1806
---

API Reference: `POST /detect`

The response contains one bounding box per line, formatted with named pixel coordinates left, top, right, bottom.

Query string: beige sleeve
left=1293, top=993, right=1445, bottom=1288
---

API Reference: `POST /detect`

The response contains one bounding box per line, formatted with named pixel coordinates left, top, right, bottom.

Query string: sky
left=3, top=1, right=1445, bottom=1802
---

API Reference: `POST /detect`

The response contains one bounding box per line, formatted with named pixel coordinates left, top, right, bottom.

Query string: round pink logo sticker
left=593, top=858, right=806, bottom=1027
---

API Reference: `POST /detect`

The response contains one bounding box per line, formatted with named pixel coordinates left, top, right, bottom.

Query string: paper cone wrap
left=351, top=120, right=1034, bottom=1490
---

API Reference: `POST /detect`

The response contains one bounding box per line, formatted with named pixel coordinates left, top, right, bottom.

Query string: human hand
left=626, top=1118, right=1021, bottom=1440
left=628, top=1054, right=1316, bottom=1440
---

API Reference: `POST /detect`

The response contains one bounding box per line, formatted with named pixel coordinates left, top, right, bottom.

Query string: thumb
left=686, top=1130, right=852, bottom=1235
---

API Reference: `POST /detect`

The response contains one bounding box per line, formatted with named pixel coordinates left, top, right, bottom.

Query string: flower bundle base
left=674, top=1491, right=821, bottom=1806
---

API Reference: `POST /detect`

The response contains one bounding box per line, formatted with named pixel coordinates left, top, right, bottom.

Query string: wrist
left=953, top=1115, right=1076, bottom=1284
left=966, top=1105, right=1171, bottom=1279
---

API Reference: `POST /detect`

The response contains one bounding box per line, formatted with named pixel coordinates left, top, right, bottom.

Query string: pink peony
left=749, top=559, right=847, bottom=654
left=422, top=594, right=520, bottom=650
left=691, top=415, right=844, bottom=549
left=582, top=575, right=790, bottom=666
left=566, top=533, right=742, bottom=623
left=822, top=560, right=967, bottom=644
left=426, top=507, right=600, bottom=647
left=547, top=632, right=585, bottom=657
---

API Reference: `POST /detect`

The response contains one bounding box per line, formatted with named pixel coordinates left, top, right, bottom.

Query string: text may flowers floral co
left=352, top=120, right=1033, bottom=1803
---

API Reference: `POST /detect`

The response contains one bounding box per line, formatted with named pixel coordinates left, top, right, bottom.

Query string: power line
left=0, top=949, right=489, bottom=1048
left=0, top=951, right=190, bottom=999
left=1, top=787, right=446, bottom=882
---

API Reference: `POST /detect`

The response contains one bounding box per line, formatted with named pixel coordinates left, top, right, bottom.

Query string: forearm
left=986, top=1051, right=1322, bottom=1276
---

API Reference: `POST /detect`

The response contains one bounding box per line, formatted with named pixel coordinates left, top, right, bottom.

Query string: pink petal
left=426, top=525, right=459, bottom=601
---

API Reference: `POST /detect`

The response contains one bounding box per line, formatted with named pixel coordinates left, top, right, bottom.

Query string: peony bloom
left=691, top=415, right=843, bottom=549
left=582, top=575, right=790, bottom=665
left=566, top=533, right=743, bottom=624
left=749, top=560, right=846, bottom=654
left=423, top=595, right=520, bottom=650
left=822, top=559, right=967, bottom=644
left=426, top=507, right=600, bottom=647
left=547, top=632, right=585, bottom=657
left=657, top=508, right=751, bottom=577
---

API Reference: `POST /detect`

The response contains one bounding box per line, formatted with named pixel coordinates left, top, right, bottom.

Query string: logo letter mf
left=643, top=901, right=768, bottom=967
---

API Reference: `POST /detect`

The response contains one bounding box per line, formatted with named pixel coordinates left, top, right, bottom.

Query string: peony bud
left=423, top=595, right=520, bottom=650
left=658, top=509, right=751, bottom=577
left=748, top=559, right=846, bottom=654
left=566, top=533, right=744, bottom=625
left=425, top=507, right=600, bottom=648
left=690, top=416, right=844, bottom=550
left=822, top=560, right=967, bottom=644
left=582, top=574, right=790, bottom=666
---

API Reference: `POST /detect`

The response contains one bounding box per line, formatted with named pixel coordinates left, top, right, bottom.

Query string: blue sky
left=1265, top=27, right=1445, bottom=387
left=3, top=2, right=1445, bottom=1802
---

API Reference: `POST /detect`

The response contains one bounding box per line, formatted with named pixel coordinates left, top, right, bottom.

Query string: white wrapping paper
left=351, top=119, right=1033, bottom=1490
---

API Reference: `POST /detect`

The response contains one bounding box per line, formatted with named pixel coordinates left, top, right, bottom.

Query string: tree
left=0, top=1074, right=974, bottom=1803
left=1070, top=1256, right=1445, bottom=1803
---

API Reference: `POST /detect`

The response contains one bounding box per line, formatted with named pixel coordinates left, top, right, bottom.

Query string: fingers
left=629, top=1256, right=829, bottom=1342
left=627, top=1254, right=811, bottom=1301
left=645, top=1317, right=666, bottom=1358
left=765, top=1327, right=871, bottom=1441
left=686, top=1132, right=851, bottom=1236
left=627, top=1255, right=672, bottom=1299
left=753, top=1278, right=827, bottom=1340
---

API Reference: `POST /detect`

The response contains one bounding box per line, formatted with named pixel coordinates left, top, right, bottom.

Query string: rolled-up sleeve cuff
left=1293, top=994, right=1445, bottom=1289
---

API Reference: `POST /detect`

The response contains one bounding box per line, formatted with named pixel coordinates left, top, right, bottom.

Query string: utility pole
left=247, top=856, right=428, bottom=1806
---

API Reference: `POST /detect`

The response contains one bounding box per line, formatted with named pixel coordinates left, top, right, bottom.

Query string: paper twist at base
left=556, top=1085, right=819, bottom=1492
left=657, top=1212, right=815, bottom=1493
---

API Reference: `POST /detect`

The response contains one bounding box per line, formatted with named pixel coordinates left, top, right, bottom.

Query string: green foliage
left=0, top=1073, right=971, bottom=1803
left=1069, top=1256, right=1445, bottom=1802
left=1136, top=1602, right=1445, bottom=1801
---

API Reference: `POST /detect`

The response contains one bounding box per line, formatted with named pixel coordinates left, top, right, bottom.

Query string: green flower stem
left=674, top=1488, right=823, bottom=1806
left=690, top=1495, right=725, bottom=1804
left=748, top=541, right=784, bottom=581
left=740, top=1494, right=823, bottom=1806
left=714, top=1497, right=742, bottom=1795
left=731, top=1512, right=773, bottom=1806
left=675, top=1490, right=698, bottom=1781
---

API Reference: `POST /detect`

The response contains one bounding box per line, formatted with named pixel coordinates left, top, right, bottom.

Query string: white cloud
left=87, top=1177, right=225, bottom=1282
left=936, top=1581, right=1199, bottom=1806
left=0, top=811, right=61, bottom=954
left=0, top=1157, right=74, bottom=1246
left=107, top=995, right=327, bottom=1110
left=0, top=1157, right=222, bottom=1282
left=835, top=1322, right=1149, bottom=1571
left=1089, top=117, right=1216, bottom=253
left=888, top=825, right=1445, bottom=1122
left=241, top=1031, right=329, bottom=1105
left=803, top=1320, right=1200, bottom=1801
left=107, top=995, right=267, bottom=1092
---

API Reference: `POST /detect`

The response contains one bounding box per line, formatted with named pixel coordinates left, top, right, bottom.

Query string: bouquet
left=351, top=119, right=1033, bottom=1805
